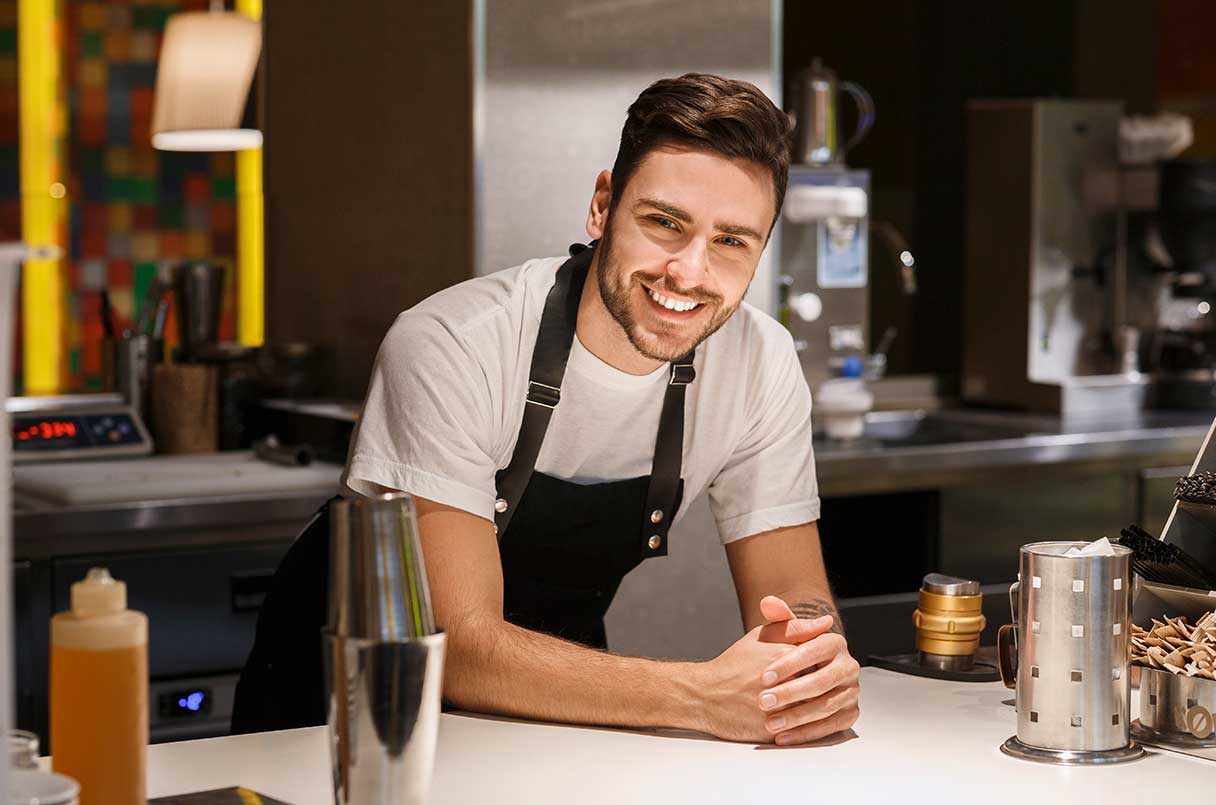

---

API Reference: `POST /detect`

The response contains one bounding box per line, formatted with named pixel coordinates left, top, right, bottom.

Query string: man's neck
left=574, top=252, right=664, bottom=377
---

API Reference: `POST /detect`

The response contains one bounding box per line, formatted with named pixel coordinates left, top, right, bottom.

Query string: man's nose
left=664, top=239, right=709, bottom=292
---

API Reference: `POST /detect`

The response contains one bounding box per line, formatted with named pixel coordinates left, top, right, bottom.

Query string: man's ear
left=586, top=169, right=613, bottom=240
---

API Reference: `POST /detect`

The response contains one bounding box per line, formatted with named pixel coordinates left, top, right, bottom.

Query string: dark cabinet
left=16, top=542, right=292, bottom=749
left=51, top=545, right=288, bottom=679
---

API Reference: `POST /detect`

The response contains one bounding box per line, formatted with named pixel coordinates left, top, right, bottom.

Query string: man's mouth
left=642, top=284, right=704, bottom=314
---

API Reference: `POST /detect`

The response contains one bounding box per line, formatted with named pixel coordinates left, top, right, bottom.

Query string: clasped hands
left=698, top=594, right=860, bottom=745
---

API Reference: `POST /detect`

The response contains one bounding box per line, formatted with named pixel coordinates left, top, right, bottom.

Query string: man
left=237, top=73, right=859, bottom=746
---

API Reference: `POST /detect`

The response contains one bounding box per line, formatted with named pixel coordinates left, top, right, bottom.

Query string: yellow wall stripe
left=235, top=0, right=264, bottom=348
left=18, top=0, right=64, bottom=395
left=236, top=146, right=263, bottom=347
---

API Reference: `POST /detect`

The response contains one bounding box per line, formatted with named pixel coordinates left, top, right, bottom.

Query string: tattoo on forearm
left=791, top=599, right=844, bottom=635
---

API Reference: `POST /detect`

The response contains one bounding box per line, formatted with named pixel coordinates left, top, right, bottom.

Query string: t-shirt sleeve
left=342, top=311, right=500, bottom=522
left=707, top=332, right=820, bottom=544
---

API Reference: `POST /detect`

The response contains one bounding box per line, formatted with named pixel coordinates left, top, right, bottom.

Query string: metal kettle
left=790, top=58, right=875, bottom=165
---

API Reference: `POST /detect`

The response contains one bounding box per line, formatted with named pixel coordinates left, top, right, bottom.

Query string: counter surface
left=813, top=408, right=1212, bottom=495
left=16, top=409, right=1213, bottom=547
left=139, top=668, right=1211, bottom=805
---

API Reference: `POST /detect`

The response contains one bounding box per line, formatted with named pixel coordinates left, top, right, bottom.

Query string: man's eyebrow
left=635, top=196, right=763, bottom=242
left=717, top=222, right=764, bottom=242
left=635, top=196, right=691, bottom=223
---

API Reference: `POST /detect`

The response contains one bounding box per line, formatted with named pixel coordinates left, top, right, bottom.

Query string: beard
left=595, top=214, right=742, bottom=362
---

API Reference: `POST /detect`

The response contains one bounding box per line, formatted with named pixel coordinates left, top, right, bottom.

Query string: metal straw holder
left=997, top=541, right=1144, bottom=764
left=325, top=494, right=445, bottom=805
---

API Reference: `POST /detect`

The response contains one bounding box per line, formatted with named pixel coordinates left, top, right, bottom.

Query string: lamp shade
left=151, top=11, right=262, bottom=152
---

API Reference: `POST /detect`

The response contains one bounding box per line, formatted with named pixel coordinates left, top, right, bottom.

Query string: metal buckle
left=669, top=363, right=696, bottom=385
left=526, top=381, right=561, bottom=408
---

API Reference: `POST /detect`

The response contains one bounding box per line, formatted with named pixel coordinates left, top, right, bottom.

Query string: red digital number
left=14, top=421, right=76, bottom=441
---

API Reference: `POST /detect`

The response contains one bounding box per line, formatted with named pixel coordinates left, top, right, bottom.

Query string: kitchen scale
left=8, top=393, right=153, bottom=464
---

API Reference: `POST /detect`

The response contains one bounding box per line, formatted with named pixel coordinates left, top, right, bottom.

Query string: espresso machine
left=963, top=99, right=1216, bottom=414
left=779, top=59, right=916, bottom=390
left=780, top=166, right=871, bottom=388
left=963, top=100, right=1154, bottom=415
left=1146, top=159, right=1216, bottom=407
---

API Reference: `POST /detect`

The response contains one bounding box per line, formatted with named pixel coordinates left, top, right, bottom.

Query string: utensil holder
left=997, top=541, right=1144, bottom=764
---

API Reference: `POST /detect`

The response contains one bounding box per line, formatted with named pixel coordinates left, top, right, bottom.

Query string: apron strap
left=639, top=352, right=694, bottom=559
left=493, top=241, right=698, bottom=549
left=493, top=243, right=592, bottom=538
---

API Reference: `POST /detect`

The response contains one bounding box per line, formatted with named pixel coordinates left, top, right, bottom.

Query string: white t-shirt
left=343, top=255, right=821, bottom=544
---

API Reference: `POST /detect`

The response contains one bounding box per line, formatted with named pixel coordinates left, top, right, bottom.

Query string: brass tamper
left=912, top=573, right=986, bottom=671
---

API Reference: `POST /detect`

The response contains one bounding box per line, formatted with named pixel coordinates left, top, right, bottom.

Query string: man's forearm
left=781, top=582, right=844, bottom=636
left=443, top=615, right=706, bottom=731
left=788, top=597, right=843, bottom=635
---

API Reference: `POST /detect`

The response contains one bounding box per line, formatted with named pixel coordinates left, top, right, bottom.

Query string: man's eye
left=651, top=216, right=678, bottom=230
left=719, top=236, right=744, bottom=248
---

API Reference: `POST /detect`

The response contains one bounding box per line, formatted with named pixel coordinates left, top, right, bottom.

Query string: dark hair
left=610, top=73, right=793, bottom=230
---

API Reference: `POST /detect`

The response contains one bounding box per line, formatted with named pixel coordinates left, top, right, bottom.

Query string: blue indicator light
left=177, top=692, right=205, bottom=712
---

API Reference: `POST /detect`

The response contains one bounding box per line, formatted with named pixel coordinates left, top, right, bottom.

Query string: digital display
left=12, top=412, right=144, bottom=453
left=12, top=416, right=89, bottom=450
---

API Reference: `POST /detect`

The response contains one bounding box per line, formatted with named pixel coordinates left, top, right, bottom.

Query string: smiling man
left=237, top=74, right=859, bottom=746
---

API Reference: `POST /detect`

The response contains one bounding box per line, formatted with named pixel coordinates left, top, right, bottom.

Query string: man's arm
left=726, top=520, right=842, bottom=634
left=725, top=521, right=861, bottom=745
left=415, top=497, right=799, bottom=742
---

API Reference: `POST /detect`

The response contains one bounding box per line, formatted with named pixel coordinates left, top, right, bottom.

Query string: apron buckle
left=526, top=381, right=561, bottom=408
left=669, top=363, right=696, bottom=385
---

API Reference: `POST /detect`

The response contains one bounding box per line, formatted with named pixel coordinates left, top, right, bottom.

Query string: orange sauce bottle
left=50, top=568, right=148, bottom=805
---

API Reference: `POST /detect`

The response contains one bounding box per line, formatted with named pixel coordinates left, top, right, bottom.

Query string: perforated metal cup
left=1000, top=541, right=1144, bottom=764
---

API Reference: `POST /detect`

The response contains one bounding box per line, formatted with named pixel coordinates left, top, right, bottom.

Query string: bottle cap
left=840, top=355, right=865, bottom=378
left=70, top=567, right=127, bottom=616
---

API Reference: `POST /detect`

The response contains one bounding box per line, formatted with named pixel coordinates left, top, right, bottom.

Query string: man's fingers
left=760, top=632, right=850, bottom=689
left=758, top=642, right=859, bottom=710
left=757, top=614, right=834, bottom=646
left=757, top=596, right=834, bottom=645
left=762, top=684, right=859, bottom=734
left=773, top=703, right=860, bottom=746
left=759, top=595, right=796, bottom=623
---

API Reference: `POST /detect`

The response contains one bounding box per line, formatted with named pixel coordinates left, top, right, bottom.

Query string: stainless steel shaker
left=997, top=541, right=1144, bottom=764
left=325, top=493, right=445, bottom=805
left=172, top=262, right=225, bottom=362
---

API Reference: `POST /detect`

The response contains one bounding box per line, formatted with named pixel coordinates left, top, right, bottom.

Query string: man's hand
left=755, top=595, right=860, bottom=745
left=693, top=624, right=797, bottom=742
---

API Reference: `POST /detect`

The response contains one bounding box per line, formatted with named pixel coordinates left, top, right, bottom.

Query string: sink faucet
left=865, top=326, right=898, bottom=382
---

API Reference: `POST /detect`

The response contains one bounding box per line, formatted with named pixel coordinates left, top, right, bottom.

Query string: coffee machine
left=780, top=60, right=910, bottom=390
left=963, top=99, right=1216, bottom=414
left=962, top=100, right=1153, bottom=415
left=780, top=167, right=872, bottom=388
left=1146, top=159, right=1216, bottom=407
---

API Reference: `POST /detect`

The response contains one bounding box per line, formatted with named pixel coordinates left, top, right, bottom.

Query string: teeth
left=648, top=288, right=700, bottom=312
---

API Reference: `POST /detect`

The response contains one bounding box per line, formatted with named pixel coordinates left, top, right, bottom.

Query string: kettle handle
left=838, top=81, right=875, bottom=155
left=997, top=580, right=1020, bottom=690
left=997, top=624, right=1017, bottom=690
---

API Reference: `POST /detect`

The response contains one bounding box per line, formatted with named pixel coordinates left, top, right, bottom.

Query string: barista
left=236, top=73, right=858, bottom=746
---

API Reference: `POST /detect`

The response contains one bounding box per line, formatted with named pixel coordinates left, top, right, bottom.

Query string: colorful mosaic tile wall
left=1, top=0, right=241, bottom=392
left=66, top=0, right=239, bottom=390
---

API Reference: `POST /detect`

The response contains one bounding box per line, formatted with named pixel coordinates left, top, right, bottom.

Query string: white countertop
left=139, top=668, right=1214, bottom=804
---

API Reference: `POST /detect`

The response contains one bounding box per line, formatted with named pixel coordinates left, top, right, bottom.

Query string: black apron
left=231, top=243, right=694, bottom=733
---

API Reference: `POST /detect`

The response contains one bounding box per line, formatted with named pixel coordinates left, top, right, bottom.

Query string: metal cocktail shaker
left=997, top=541, right=1144, bottom=764
left=324, top=494, right=445, bottom=805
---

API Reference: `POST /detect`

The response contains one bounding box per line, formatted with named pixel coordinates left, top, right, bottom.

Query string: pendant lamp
left=151, top=10, right=262, bottom=152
